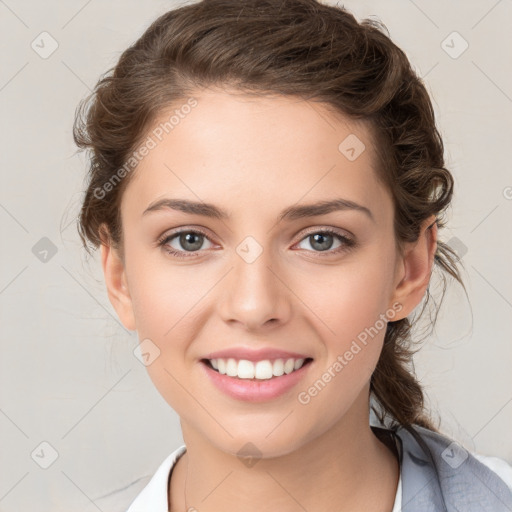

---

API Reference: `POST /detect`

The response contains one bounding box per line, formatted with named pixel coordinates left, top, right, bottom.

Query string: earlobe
left=100, top=237, right=137, bottom=332
left=389, top=215, right=438, bottom=320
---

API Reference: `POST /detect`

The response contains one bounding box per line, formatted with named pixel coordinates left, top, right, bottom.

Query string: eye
left=157, top=228, right=214, bottom=258
left=294, top=228, right=356, bottom=256
left=157, top=227, right=357, bottom=259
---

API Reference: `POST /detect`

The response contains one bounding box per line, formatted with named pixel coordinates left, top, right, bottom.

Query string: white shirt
left=119, top=443, right=512, bottom=512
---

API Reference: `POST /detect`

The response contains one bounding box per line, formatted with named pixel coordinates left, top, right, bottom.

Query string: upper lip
left=201, top=347, right=313, bottom=362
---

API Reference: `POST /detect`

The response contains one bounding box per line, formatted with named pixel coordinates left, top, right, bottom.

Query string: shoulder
left=394, top=424, right=512, bottom=510
left=473, top=452, right=512, bottom=491
left=410, top=425, right=512, bottom=485
left=79, top=445, right=187, bottom=512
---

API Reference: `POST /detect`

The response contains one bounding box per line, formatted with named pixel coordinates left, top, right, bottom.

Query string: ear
left=388, top=214, right=438, bottom=320
left=100, top=227, right=136, bottom=331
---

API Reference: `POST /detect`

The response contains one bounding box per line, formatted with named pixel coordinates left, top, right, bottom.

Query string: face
left=102, top=89, right=435, bottom=458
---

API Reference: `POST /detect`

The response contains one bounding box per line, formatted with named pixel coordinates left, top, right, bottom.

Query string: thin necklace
left=169, top=450, right=189, bottom=512
left=183, top=451, right=189, bottom=511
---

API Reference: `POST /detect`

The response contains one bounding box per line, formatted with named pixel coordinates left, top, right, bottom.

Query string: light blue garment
left=389, top=424, right=512, bottom=511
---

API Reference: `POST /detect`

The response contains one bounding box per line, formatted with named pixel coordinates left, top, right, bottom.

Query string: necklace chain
left=168, top=450, right=188, bottom=512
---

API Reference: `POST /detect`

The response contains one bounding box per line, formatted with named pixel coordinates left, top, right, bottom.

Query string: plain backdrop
left=0, top=0, right=511, bottom=510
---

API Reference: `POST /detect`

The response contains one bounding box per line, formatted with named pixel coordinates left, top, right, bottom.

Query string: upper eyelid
left=297, top=226, right=353, bottom=239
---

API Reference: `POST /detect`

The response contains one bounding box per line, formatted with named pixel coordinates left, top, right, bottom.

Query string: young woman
left=73, top=1, right=512, bottom=510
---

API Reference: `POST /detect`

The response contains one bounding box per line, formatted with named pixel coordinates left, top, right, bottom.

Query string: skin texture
left=101, top=89, right=437, bottom=512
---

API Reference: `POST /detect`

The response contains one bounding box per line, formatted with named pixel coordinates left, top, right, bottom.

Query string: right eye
left=158, top=229, right=215, bottom=258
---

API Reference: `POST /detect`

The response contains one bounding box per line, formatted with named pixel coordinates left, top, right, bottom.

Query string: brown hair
left=73, top=0, right=466, bottom=430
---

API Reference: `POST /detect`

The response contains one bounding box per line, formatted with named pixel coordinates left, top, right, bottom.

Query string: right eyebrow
left=143, top=198, right=229, bottom=219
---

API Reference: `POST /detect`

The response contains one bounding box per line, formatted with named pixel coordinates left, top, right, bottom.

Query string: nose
left=217, top=243, right=292, bottom=332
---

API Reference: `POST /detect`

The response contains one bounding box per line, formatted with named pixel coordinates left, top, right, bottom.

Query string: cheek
left=126, top=246, right=206, bottom=338
left=124, top=247, right=214, bottom=392
left=127, top=260, right=204, bottom=410
left=292, top=265, right=392, bottom=428
left=295, top=250, right=395, bottom=346
left=291, top=249, right=395, bottom=397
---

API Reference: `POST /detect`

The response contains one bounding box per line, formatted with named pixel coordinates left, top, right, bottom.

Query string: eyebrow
left=142, top=197, right=374, bottom=222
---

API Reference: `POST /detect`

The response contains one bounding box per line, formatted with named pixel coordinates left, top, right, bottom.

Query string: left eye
left=295, top=229, right=354, bottom=254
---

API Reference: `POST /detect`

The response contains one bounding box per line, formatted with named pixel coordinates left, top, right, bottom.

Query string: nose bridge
left=218, top=235, right=291, bottom=329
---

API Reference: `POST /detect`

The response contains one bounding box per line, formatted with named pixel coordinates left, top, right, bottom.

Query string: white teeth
left=238, top=359, right=255, bottom=379
left=273, top=358, right=284, bottom=376
left=226, top=358, right=238, bottom=377
left=208, top=357, right=307, bottom=379
left=293, top=359, right=304, bottom=370
left=284, top=358, right=295, bottom=374
left=255, top=360, right=273, bottom=379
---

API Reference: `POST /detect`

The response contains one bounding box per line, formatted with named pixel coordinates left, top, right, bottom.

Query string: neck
left=169, top=393, right=399, bottom=512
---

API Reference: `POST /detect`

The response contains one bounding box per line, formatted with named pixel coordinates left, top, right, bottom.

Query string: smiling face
left=101, top=88, right=434, bottom=458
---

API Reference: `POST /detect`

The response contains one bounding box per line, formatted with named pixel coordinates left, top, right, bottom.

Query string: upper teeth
left=210, top=358, right=307, bottom=379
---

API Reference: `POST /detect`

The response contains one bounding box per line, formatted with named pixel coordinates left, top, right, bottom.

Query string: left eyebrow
left=142, top=197, right=374, bottom=223
left=278, top=198, right=374, bottom=223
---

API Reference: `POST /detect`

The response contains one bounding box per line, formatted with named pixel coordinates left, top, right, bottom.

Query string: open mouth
left=200, top=357, right=314, bottom=380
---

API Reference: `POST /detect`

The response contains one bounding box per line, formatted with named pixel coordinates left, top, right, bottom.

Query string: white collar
left=126, top=445, right=186, bottom=511
left=125, top=444, right=403, bottom=511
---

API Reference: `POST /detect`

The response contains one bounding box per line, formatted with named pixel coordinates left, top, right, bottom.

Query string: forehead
left=121, top=89, right=392, bottom=223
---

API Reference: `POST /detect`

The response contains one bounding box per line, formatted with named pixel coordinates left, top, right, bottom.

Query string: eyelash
left=157, top=227, right=357, bottom=259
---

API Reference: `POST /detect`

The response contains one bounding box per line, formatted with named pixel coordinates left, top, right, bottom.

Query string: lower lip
left=200, top=359, right=313, bottom=402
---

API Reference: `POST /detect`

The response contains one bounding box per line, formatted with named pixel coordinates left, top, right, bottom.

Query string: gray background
left=0, top=0, right=511, bottom=510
